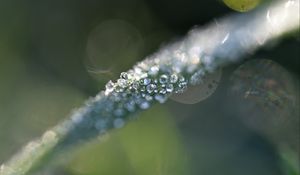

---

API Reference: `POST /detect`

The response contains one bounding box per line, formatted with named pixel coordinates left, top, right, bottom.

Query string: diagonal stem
left=1, top=0, right=299, bottom=174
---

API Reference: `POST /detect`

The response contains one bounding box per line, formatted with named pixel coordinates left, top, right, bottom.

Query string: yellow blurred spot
left=223, top=0, right=262, bottom=12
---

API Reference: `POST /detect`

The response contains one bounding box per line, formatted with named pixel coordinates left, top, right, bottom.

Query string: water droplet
left=95, top=119, right=108, bottom=131
left=125, top=100, right=136, bottom=112
left=139, top=101, right=150, bottom=109
left=145, top=94, right=153, bottom=101
left=105, top=80, right=115, bottom=95
left=159, top=74, right=169, bottom=84
left=114, top=108, right=125, bottom=117
left=146, top=84, right=157, bottom=93
left=140, top=85, right=146, bottom=92
left=117, top=79, right=127, bottom=88
left=171, top=69, right=222, bottom=104
left=155, top=94, right=168, bottom=103
left=159, top=88, right=167, bottom=94
left=170, top=74, right=179, bottom=83
left=132, top=81, right=139, bottom=90
left=134, top=67, right=142, bottom=75
left=71, top=112, right=84, bottom=124
left=120, top=72, right=132, bottom=80
left=113, top=118, right=125, bottom=128
left=166, top=84, right=174, bottom=92
left=142, top=78, right=151, bottom=86
left=176, top=81, right=188, bottom=93
left=148, top=66, right=159, bottom=76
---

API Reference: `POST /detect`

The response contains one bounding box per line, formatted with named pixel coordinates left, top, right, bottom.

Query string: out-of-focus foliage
left=0, top=0, right=299, bottom=174
left=67, top=106, right=188, bottom=175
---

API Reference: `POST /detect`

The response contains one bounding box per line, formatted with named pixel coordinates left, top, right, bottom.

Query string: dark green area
left=0, top=0, right=299, bottom=174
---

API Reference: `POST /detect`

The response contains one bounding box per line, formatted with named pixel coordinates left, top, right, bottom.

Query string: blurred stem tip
left=0, top=0, right=299, bottom=174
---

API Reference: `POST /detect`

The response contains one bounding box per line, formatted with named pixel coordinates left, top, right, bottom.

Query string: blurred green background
left=0, top=0, right=299, bottom=174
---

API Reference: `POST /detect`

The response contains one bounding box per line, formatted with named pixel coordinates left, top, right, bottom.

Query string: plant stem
left=1, top=0, right=299, bottom=174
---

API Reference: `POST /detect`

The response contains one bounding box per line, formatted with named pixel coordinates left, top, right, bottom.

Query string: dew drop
left=171, top=69, right=222, bottom=104
left=140, top=86, right=146, bottom=92
left=146, top=84, right=157, bottom=93
left=159, top=88, right=167, bottom=94
left=120, top=72, right=127, bottom=79
left=159, top=74, right=169, bottom=84
left=139, top=101, right=150, bottom=109
left=113, top=118, right=125, bottom=128
left=105, top=80, right=115, bottom=95
left=145, top=94, right=153, bottom=101
left=125, top=100, right=136, bottom=112
left=170, top=74, right=179, bottom=83
left=114, top=108, right=125, bottom=117
left=142, top=78, right=151, bottom=86
left=148, top=66, right=159, bottom=76
left=166, top=84, right=174, bottom=93
left=155, top=94, right=168, bottom=103
left=117, top=79, right=127, bottom=88
left=95, top=119, right=108, bottom=131
left=132, top=81, right=139, bottom=90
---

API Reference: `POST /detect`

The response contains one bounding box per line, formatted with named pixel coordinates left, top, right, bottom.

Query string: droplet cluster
left=94, top=62, right=190, bottom=131
left=87, top=40, right=217, bottom=133
left=79, top=38, right=218, bottom=135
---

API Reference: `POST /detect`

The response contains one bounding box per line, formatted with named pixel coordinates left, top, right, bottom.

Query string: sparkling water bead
left=166, top=84, right=174, bottom=93
left=170, top=74, right=178, bottom=83
left=155, top=94, right=168, bottom=103
left=146, top=84, right=157, bottom=93
left=148, top=66, right=159, bottom=76
left=95, top=119, right=108, bottom=132
left=105, top=80, right=115, bottom=95
left=125, top=100, right=136, bottom=112
left=159, top=88, right=167, bottom=94
left=145, top=94, right=153, bottom=101
left=113, top=118, right=125, bottom=129
left=132, top=81, right=139, bottom=90
left=142, top=78, right=151, bottom=86
left=120, top=72, right=128, bottom=79
left=114, top=108, right=125, bottom=117
left=117, top=79, right=127, bottom=88
left=159, top=74, right=169, bottom=84
left=139, top=101, right=150, bottom=109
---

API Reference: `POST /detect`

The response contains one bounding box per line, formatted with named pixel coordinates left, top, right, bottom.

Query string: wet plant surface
left=0, top=0, right=299, bottom=175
